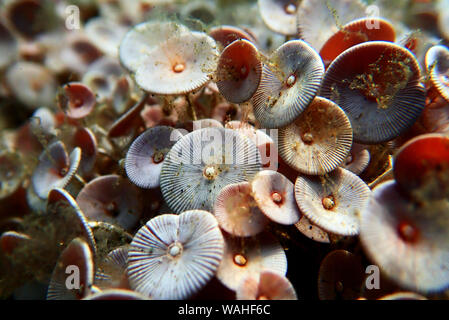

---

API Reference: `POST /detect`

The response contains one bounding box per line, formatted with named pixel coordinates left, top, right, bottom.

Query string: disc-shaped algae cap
left=125, top=126, right=184, bottom=189
left=0, top=231, right=31, bottom=255
left=317, top=250, right=365, bottom=300
left=278, top=97, right=353, bottom=175
left=297, top=0, right=367, bottom=51
left=88, top=221, right=132, bottom=262
left=425, top=45, right=449, bottom=103
left=251, top=170, right=301, bottom=225
left=31, top=141, right=81, bottom=199
left=60, top=82, right=96, bottom=119
left=0, top=151, right=25, bottom=200
left=59, top=32, right=103, bottom=75
left=108, top=93, right=147, bottom=138
left=341, top=143, right=370, bottom=175
left=82, top=56, right=124, bottom=103
left=360, top=180, right=449, bottom=293
left=47, top=238, right=94, bottom=300
left=191, top=118, right=224, bottom=130
left=72, top=127, right=97, bottom=176
left=295, top=167, right=371, bottom=236
left=320, top=41, right=426, bottom=144
left=76, top=175, right=143, bottom=231
left=209, top=25, right=256, bottom=49
left=47, top=188, right=97, bottom=254
left=216, top=232, right=287, bottom=291
left=95, top=245, right=130, bottom=290
left=251, top=40, right=324, bottom=128
left=5, top=0, right=49, bottom=39
left=119, top=21, right=190, bottom=73
left=437, top=0, right=449, bottom=42
left=160, top=127, right=262, bottom=213
left=320, top=17, right=396, bottom=66
left=85, top=17, right=128, bottom=58
left=213, top=181, right=268, bottom=237
left=5, top=61, right=57, bottom=109
left=127, top=210, right=224, bottom=299
left=30, top=107, right=56, bottom=137
left=393, top=133, right=449, bottom=200
left=135, top=31, right=218, bottom=95
left=258, top=0, right=299, bottom=36
left=237, top=270, right=297, bottom=300
left=216, top=39, right=262, bottom=104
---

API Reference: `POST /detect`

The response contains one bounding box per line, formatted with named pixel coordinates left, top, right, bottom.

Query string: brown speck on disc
left=318, top=250, right=365, bottom=300
left=216, top=232, right=287, bottom=291
left=279, top=97, right=353, bottom=175
left=214, top=181, right=268, bottom=237
left=216, top=39, right=262, bottom=104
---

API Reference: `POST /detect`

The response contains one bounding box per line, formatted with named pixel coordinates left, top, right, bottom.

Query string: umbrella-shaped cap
left=127, top=210, right=224, bottom=299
